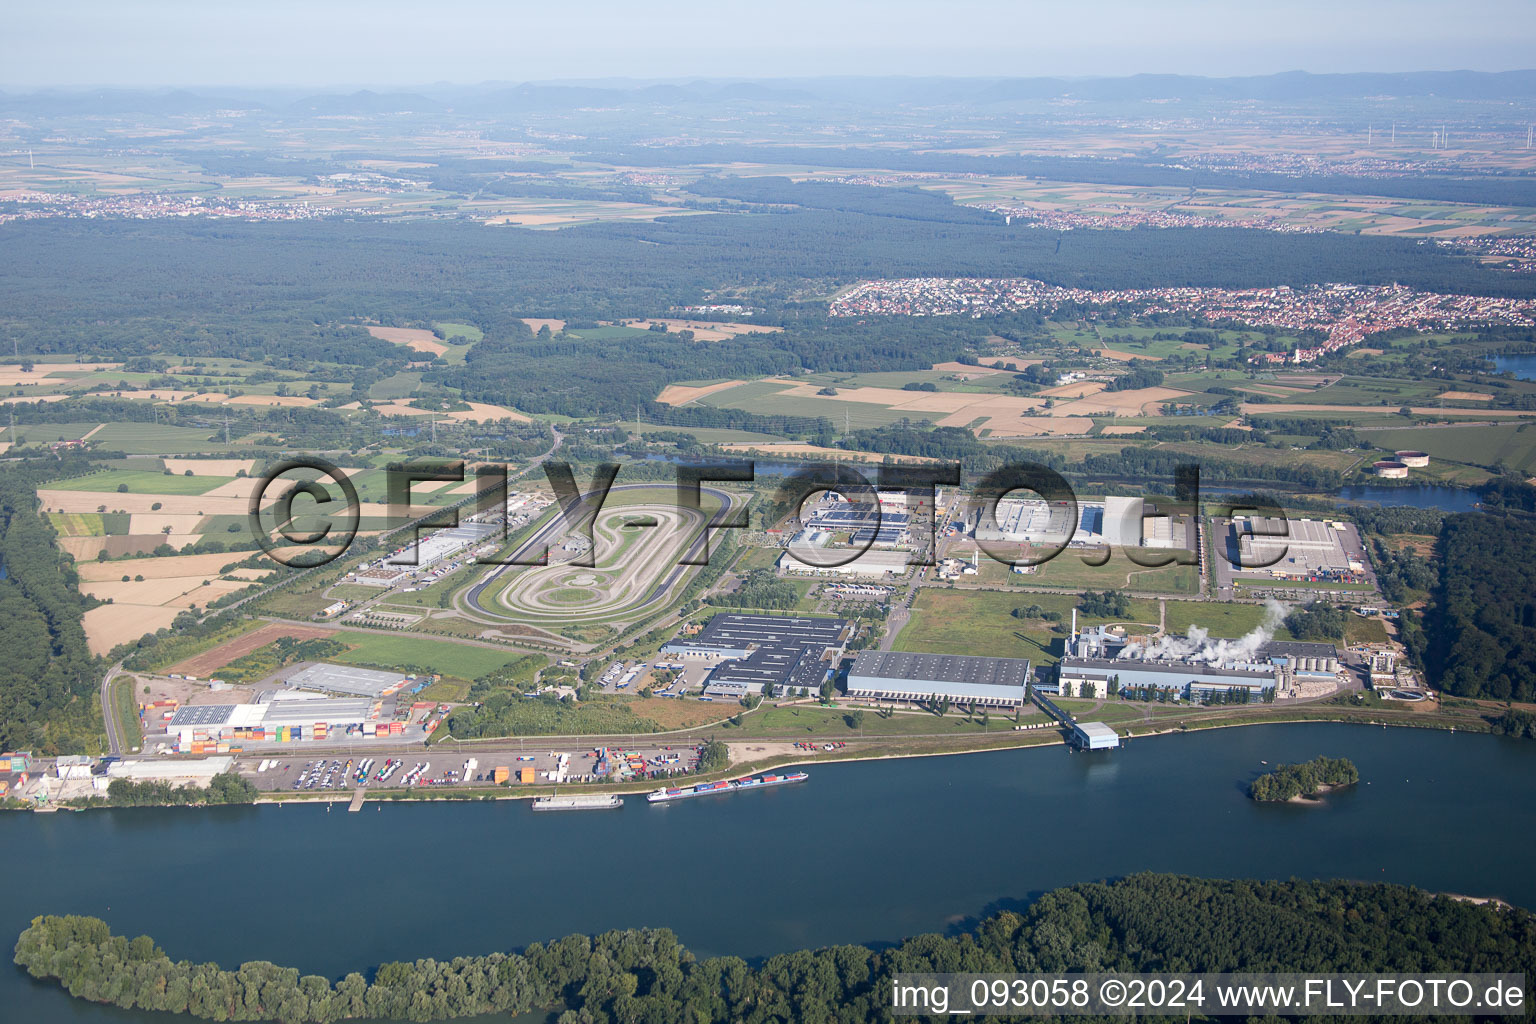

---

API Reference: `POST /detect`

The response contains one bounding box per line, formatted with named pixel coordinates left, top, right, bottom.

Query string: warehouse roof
left=286, top=662, right=406, bottom=698
left=1259, top=640, right=1341, bottom=661
left=849, top=651, right=1032, bottom=689
left=259, top=698, right=377, bottom=726
left=672, top=614, right=849, bottom=655
left=168, top=704, right=237, bottom=727
left=1074, top=722, right=1119, bottom=742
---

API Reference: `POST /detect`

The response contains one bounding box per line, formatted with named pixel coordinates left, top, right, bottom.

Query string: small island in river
left=1250, top=756, right=1360, bottom=803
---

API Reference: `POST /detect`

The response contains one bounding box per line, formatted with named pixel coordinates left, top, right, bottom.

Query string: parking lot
left=239, top=741, right=707, bottom=793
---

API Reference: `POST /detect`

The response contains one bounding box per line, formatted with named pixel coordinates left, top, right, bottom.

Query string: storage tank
left=1394, top=450, right=1430, bottom=468
left=1373, top=461, right=1409, bottom=479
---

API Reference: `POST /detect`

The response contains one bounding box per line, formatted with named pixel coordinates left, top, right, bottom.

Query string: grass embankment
left=111, top=676, right=143, bottom=752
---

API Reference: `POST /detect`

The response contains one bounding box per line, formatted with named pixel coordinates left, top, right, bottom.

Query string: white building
left=777, top=548, right=910, bottom=578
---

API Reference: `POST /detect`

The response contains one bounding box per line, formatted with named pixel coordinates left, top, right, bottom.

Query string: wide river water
left=6, top=723, right=1536, bottom=1021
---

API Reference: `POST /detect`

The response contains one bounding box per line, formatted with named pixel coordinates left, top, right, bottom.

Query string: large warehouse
left=663, top=614, right=850, bottom=697
left=845, top=651, right=1033, bottom=707
left=1228, top=517, right=1364, bottom=576
left=975, top=496, right=1169, bottom=549
left=166, top=693, right=381, bottom=746
left=777, top=547, right=910, bottom=577
left=285, top=663, right=408, bottom=698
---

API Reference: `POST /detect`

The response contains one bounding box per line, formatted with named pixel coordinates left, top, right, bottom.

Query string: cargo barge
left=531, top=794, right=623, bottom=811
left=646, top=771, right=808, bottom=803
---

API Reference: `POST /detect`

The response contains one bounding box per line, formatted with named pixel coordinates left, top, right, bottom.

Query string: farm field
left=48, top=469, right=234, bottom=495
left=895, top=589, right=1162, bottom=665
left=1358, top=422, right=1536, bottom=473
left=973, top=549, right=1200, bottom=594
left=329, top=634, right=525, bottom=681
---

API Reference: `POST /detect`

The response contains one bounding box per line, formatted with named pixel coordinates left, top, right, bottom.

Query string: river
left=7, top=723, right=1535, bottom=1022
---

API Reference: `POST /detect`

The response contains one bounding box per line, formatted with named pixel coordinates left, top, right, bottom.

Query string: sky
left=3, top=0, right=1534, bottom=89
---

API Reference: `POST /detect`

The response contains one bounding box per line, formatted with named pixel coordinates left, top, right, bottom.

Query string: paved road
left=99, top=661, right=126, bottom=756
left=460, top=482, right=737, bottom=624
left=216, top=428, right=565, bottom=622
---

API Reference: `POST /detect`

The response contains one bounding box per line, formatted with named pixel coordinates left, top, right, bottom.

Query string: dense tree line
left=18, top=873, right=1536, bottom=1023
left=443, top=692, right=660, bottom=740
left=685, top=175, right=1002, bottom=224
left=465, top=654, right=550, bottom=699
left=1105, top=364, right=1164, bottom=391
left=1077, top=591, right=1131, bottom=618
left=93, top=771, right=259, bottom=807
left=1282, top=604, right=1348, bottom=641
left=1250, top=756, right=1359, bottom=802
left=604, top=143, right=1536, bottom=208
left=0, top=460, right=103, bottom=754
left=1423, top=514, right=1536, bottom=701
left=706, top=569, right=802, bottom=611
left=1369, top=538, right=1438, bottom=605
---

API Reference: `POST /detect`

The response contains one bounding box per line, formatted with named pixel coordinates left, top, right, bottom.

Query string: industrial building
left=975, top=496, right=1183, bottom=550
left=845, top=651, right=1033, bottom=707
left=1055, top=625, right=1340, bottom=701
left=1071, top=721, right=1121, bottom=750
left=351, top=523, right=499, bottom=586
left=1228, top=517, right=1364, bottom=576
left=778, top=547, right=910, bottom=577
left=663, top=614, right=850, bottom=697
left=285, top=663, right=408, bottom=698
left=165, top=692, right=382, bottom=747
left=106, top=757, right=235, bottom=786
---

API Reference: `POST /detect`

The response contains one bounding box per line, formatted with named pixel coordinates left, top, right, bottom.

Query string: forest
left=17, top=873, right=1536, bottom=1023
left=4, top=199, right=1534, bottom=362
left=598, top=143, right=1536, bottom=208
left=1423, top=514, right=1536, bottom=701
left=0, top=460, right=103, bottom=754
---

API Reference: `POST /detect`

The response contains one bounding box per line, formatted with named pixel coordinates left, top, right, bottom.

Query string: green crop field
left=367, top=371, right=423, bottom=400
left=48, top=469, right=233, bottom=495
left=333, top=634, right=524, bottom=681
left=435, top=322, right=483, bottom=341
left=1358, top=422, right=1536, bottom=473
left=1162, top=600, right=1295, bottom=639
left=91, top=422, right=231, bottom=454
left=895, top=589, right=1162, bottom=664
left=976, top=550, right=1200, bottom=594
left=47, top=512, right=106, bottom=536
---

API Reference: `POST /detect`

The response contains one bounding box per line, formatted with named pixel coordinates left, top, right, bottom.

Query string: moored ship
left=647, top=771, right=808, bottom=803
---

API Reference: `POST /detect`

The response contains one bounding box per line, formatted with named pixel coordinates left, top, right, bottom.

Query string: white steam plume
left=1123, top=599, right=1286, bottom=666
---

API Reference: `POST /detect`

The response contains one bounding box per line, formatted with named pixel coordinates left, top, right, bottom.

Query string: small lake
left=1336, top=484, right=1482, bottom=513
left=1493, top=354, right=1536, bottom=381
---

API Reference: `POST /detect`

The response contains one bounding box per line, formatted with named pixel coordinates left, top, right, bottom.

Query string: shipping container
left=518, top=767, right=535, bottom=784
left=492, top=766, right=510, bottom=784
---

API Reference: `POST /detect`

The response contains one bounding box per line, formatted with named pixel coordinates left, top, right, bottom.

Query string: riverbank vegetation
left=0, top=460, right=103, bottom=755
left=81, top=772, right=259, bottom=808
left=1250, top=755, right=1360, bottom=802
left=17, top=874, right=1536, bottom=1023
